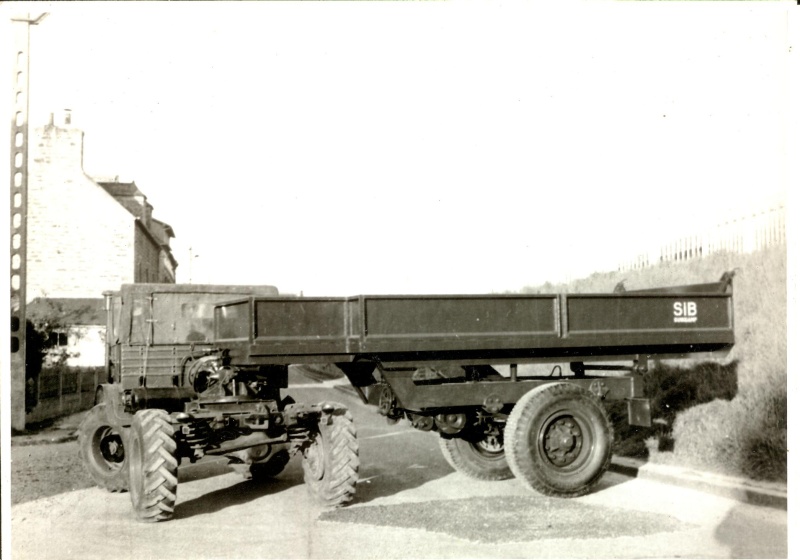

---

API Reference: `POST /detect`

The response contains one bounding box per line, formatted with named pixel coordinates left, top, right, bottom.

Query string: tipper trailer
left=79, top=277, right=734, bottom=521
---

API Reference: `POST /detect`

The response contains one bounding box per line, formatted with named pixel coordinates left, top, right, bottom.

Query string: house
left=27, top=297, right=107, bottom=368
left=27, top=110, right=178, bottom=302
left=95, top=179, right=178, bottom=284
left=19, top=110, right=179, bottom=422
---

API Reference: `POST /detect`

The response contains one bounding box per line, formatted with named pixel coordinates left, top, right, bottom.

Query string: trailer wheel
left=128, top=409, right=178, bottom=522
left=77, top=404, right=129, bottom=492
left=505, top=382, right=612, bottom=498
left=438, top=432, right=513, bottom=481
left=249, top=450, right=291, bottom=480
left=302, top=405, right=359, bottom=508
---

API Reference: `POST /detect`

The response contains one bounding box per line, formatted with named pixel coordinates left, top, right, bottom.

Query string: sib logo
left=673, top=301, right=698, bottom=323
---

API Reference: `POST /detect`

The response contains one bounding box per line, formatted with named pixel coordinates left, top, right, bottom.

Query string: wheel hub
left=544, top=417, right=582, bottom=466
left=96, top=427, right=124, bottom=467
left=477, top=434, right=503, bottom=454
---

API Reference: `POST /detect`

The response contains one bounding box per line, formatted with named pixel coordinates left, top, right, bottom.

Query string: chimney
left=49, top=108, right=74, bottom=128
left=37, top=109, right=85, bottom=174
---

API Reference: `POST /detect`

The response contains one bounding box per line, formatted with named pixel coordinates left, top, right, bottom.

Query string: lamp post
left=9, top=12, right=48, bottom=430
left=188, top=246, right=200, bottom=284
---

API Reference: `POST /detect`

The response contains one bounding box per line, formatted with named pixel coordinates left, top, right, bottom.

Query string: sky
left=0, top=1, right=792, bottom=296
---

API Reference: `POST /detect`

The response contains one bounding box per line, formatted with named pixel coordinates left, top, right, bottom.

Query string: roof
left=113, top=283, right=279, bottom=297
left=94, top=178, right=178, bottom=269
left=97, top=180, right=146, bottom=199
left=149, top=218, right=176, bottom=245
left=27, top=298, right=106, bottom=326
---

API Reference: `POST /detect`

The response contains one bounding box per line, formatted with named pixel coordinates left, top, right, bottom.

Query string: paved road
left=10, top=382, right=788, bottom=559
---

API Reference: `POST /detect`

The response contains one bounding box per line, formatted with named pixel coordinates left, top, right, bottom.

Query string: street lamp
left=9, top=11, right=48, bottom=431
left=188, top=246, right=200, bottom=284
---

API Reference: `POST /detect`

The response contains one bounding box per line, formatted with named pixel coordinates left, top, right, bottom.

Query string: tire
left=302, top=405, right=359, bottom=508
left=438, top=432, right=513, bottom=481
left=248, top=449, right=291, bottom=480
left=128, top=409, right=179, bottom=522
left=505, top=382, right=612, bottom=498
left=77, top=404, right=129, bottom=492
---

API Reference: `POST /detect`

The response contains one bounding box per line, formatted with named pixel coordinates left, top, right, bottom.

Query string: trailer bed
left=213, top=283, right=734, bottom=366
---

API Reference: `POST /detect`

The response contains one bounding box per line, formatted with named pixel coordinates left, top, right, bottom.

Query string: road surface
left=10, top=382, right=788, bottom=559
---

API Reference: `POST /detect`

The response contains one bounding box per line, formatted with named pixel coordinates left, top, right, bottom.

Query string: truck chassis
left=78, top=278, right=734, bottom=521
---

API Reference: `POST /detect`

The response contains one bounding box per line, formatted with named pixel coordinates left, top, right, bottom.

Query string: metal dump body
left=214, top=284, right=734, bottom=366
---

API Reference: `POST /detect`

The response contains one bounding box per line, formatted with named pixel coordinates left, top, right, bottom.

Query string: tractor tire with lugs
left=302, top=405, right=359, bottom=508
left=77, top=403, right=129, bottom=492
left=128, top=409, right=179, bottom=522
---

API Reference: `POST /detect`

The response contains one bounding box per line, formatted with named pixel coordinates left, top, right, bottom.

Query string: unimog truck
left=79, top=278, right=734, bottom=522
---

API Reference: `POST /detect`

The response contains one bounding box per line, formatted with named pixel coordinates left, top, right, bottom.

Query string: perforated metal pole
left=9, top=13, right=47, bottom=430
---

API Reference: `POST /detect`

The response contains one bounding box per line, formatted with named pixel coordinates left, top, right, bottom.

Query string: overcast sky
left=1, top=2, right=791, bottom=295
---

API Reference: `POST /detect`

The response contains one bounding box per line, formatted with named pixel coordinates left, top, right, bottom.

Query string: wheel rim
left=472, top=433, right=504, bottom=458
left=467, top=423, right=506, bottom=463
left=537, top=410, right=591, bottom=471
left=91, top=426, right=125, bottom=472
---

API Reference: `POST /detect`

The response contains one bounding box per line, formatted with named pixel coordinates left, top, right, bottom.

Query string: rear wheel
left=302, top=405, right=359, bottom=507
left=505, top=382, right=612, bottom=497
left=128, top=409, right=178, bottom=522
left=77, top=404, right=129, bottom=492
left=439, top=428, right=512, bottom=481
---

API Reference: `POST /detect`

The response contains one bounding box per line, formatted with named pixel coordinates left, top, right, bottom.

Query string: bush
left=522, top=245, right=787, bottom=481
left=670, top=383, right=787, bottom=481
left=607, top=360, right=739, bottom=458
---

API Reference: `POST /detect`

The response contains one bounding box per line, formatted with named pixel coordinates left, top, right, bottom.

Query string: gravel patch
left=320, top=495, right=693, bottom=544
left=10, top=441, right=97, bottom=505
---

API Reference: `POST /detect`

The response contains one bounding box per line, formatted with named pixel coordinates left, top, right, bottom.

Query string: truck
left=78, top=277, right=735, bottom=522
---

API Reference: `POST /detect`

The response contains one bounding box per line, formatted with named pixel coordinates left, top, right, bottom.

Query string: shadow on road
left=350, top=430, right=634, bottom=505
left=713, top=503, right=787, bottom=558
left=178, top=457, right=234, bottom=484
left=352, top=463, right=452, bottom=505
left=351, top=431, right=466, bottom=505
left=714, top=504, right=789, bottom=558
left=592, top=469, right=636, bottom=493
left=175, top=468, right=304, bottom=520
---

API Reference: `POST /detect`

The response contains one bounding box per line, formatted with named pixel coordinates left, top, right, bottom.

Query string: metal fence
left=26, top=367, right=103, bottom=424
left=619, top=203, right=786, bottom=272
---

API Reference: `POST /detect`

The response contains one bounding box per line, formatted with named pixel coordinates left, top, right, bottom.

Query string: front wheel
left=77, top=404, right=129, bottom=492
left=128, top=409, right=179, bottom=522
left=302, top=405, right=359, bottom=508
left=505, top=382, right=612, bottom=498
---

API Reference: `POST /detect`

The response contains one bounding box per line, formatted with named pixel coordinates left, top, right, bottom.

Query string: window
left=48, top=331, right=68, bottom=347
left=152, top=293, right=242, bottom=344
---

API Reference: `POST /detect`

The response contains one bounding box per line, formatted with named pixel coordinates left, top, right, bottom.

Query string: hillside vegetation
left=521, top=245, right=787, bottom=482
